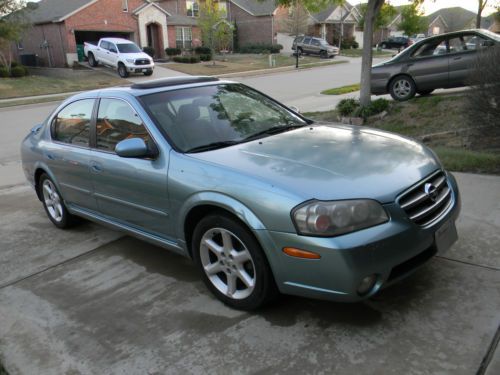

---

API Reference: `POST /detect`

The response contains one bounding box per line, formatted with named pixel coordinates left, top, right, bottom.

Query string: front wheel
left=380, top=43, right=387, bottom=49
left=39, top=174, right=78, bottom=229
left=320, top=50, right=328, bottom=59
left=192, top=213, right=277, bottom=310
left=117, top=63, right=129, bottom=78
left=143, top=70, right=153, bottom=76
left=389, top=75, right=416, bottom=101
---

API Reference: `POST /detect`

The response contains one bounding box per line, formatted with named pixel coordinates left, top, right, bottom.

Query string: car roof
left=66, top=76, right=236, bottom=101
left=101, top=38, right=135, bottom=44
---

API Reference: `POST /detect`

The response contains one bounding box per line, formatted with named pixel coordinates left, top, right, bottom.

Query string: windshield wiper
left=244, top=124, right=306, bottom=141
left=185, top=140, right=240, bottom=153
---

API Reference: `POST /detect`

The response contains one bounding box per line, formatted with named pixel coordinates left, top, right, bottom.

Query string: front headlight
left=126, top=58, right=135, bottom=64
left=292, top=199, right=389, bottom=237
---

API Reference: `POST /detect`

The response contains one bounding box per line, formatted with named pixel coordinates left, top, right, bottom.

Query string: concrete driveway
left=0, top=100, right=499, bottom=374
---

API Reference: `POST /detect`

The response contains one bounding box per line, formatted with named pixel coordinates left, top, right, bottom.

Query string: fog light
left=357, top=274, right=378, bottom=296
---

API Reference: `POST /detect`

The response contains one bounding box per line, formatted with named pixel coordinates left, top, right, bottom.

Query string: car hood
left=121, top=52, right=151, bottom=60
left=189, top=124, right=440, bottom=203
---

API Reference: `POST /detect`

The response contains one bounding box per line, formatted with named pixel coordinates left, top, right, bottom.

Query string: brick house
left=13, top=0, right=286, bottom=67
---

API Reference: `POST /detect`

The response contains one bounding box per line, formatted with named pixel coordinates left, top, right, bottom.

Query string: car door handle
left=46, top=153, right=55, bottom=160
left=406, top=63, right=414, bottom=67
left=90, top=162, right=102, bottom=173
left=453, top=56, right=462, bottom=60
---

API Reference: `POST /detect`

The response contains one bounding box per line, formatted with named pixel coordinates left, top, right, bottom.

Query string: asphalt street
left=0, top=67, right=499, bottom=374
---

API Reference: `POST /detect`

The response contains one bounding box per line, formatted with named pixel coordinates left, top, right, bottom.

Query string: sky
left=368, top=0, right=499, bottom=16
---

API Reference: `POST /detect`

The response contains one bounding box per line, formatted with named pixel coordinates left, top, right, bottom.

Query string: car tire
left=39, top=174, right=78, bottom=229
left=192, top=212, right=278, bottom=310
left=389, top=75, right=416, bottom=101
left=320, top=50, right=328, bottom=59
left=143, top=70, right=153, bottom=76
left=88, top=53, right=98, bottom=67
left=380, top=43, right=387, bottom=49
left=417, top=89, right=434, bottom=96
left=118, top=63, right=129, bottom=78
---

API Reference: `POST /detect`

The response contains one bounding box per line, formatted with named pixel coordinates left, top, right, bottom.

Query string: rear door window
left=52, top=99, right=94, bottom=147
left=311, top=39, right=321, bottom=46
left=411, top=39, right=447, bottom=58
left=303, top=37, right=312, bottom=44
left=95, top=98, right=151, bottom=152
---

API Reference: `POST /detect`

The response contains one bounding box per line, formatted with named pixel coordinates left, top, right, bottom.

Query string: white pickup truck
left=84, top=37, right=154, bottom=78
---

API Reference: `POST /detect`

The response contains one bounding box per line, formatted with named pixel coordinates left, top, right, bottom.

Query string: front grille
left=398, top=171, right=452, bottom=226
left=135, top=59, right=150, bottom=65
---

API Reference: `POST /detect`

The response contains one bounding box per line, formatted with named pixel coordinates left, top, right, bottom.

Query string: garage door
left=74, top=30, right=134, bottom=46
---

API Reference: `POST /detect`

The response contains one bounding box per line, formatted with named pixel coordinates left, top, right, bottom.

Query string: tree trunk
left=477, top=2, right=482, bottom=28
left=359, top=0, right=384, bottom=107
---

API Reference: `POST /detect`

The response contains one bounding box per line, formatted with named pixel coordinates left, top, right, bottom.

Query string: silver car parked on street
left=371, top=29, right=499, bottom=101
left=21, top=77, right=460, bottom=310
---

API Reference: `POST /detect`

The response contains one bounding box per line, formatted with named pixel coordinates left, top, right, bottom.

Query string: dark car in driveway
left=371, top=29, right=500, bottom=101
left=379, top=36, right=411, bottom=50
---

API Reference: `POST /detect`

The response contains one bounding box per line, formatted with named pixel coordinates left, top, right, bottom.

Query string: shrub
left=340, top=36, right=359, bottom=49
left=173, top=55, right=200, bottom=63
left=142, top=46, right=155, bottom=58
left=0, top=67, right=9, bottom=78
left=11, top=66, right=27, bottom=78
left=368, top=98, right=389, bottom=114
left=238, top=43, right=283, bottom=54
left=165, top=47, right=181, bottom=56
left=464, top=45, right=500, bottom=127
left=199, top=54, right=212, bottom=62
left=10, top=61, right=18, bottom=68
left=194, top=46, right=212, bottom=55
left=336, top=98, right=359, bottom=116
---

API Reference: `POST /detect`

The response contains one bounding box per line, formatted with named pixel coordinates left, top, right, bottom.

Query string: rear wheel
left=389, top=75, right=416, bottom=101
left=417, top=89, right=434, bottom=96
left=117, top=63, right=129, bottom=78
left=39, top=174, right=78, bottom=229
left=88, top=53, right=98, bottom=67
left=192, top=213, right=277, bottom=310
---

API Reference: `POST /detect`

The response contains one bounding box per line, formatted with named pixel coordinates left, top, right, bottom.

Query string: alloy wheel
left=393, top=79, right=412, bottom=99
left=199, top=228, right=256, bottom=300
left=42, top=179, right=63, bottom=222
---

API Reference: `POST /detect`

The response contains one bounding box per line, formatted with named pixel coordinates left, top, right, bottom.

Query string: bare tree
left=476, top=0, right=488, bottom=28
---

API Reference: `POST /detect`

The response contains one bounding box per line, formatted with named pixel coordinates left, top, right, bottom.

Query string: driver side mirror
left=110, top=48, right=117, bottom=53
left=289, top=105, right=300, bottom=113
left=115, top=138, right=157, bottom=158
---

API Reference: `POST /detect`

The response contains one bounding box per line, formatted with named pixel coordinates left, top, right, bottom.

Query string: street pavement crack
left=476, top=324, right=500, bottom=375
left=0, top=237, right=123, bottom=290
left=435, top=255, right=500, bottom=271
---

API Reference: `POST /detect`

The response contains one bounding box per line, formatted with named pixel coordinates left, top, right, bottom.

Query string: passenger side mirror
left=482, top=40, right=494, bottom=47
left=289, top=106, right=300, bottom=114
left=110, top=48, right=117, bottom=53
left=115, top=138, right=155, bottom=158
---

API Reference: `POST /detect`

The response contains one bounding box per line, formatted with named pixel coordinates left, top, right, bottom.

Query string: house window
left=17, top=39, right=24, bottom=50
left=432, top=26, right=440, bottom=35
left=186, top=1, right=199, bottom=17
left=122, top=0, right=128, bottom=12
left=176, top=27, right=192, bottom=49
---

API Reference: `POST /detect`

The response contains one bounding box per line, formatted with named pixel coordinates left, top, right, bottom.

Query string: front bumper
left=126, top=64, right=154, bottom=73
left=255, top=172, right=461, bottom=302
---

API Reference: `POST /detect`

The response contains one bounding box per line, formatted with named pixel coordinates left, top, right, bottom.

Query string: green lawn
left=0, top=73, right=125, bottom=99
left=162, top=53, right=346, bottom=76
left=340, top=48, right=393, bottom=58
left=321, top=83, right=360, bottom=95
left=305, top=93, right=500, bottom=175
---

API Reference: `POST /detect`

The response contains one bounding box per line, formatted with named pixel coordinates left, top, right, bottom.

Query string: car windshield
left=117, top=43, right=142, bottom=53
left=140, top=84, right=308, bottom=153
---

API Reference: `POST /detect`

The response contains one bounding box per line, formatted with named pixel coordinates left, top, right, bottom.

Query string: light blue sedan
left=21, top=77, right=460, bottom=310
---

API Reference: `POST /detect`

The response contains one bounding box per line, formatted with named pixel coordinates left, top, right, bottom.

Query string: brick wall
left=64, top=0, right=145, bottom=54
left=228, top=3, right=273, bottom=46
left=14, top=23, right=68, bottom=67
